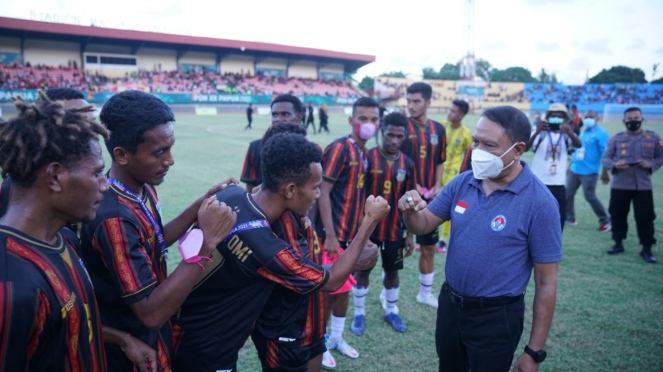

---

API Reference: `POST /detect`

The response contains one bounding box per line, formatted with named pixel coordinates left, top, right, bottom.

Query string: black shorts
left=370, top=238, right=405, bottom=272
left=416, top=228, right=439, bottom=246
left=252, top=332, right=327, bottom=372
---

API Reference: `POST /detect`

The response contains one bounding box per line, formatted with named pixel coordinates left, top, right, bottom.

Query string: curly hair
left=271, top=94, right=303, bottom=114
left=0, top=90, right=109, bottom=188
left=382, top=112, right=408, bottom=129
left=45, top=88, right=85, bottom=101
left=100, top=90, right=175, bottom=156
left=261, top=133, right=322, bottom=192
left=260, top=122, right=307, bottom=147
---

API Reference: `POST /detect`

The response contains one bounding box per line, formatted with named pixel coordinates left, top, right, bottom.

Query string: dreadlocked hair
left=0, top=90, right=110, bottom=188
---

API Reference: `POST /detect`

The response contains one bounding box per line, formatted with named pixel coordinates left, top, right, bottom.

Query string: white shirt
left=530, top=131, right=573, bottom=186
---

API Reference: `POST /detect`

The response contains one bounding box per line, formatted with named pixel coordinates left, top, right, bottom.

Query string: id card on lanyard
left=346, top=135, right=368, bottom=171
left=108, top=179, right=167, bottom=255
left=547, top=132, right=563, bottom=175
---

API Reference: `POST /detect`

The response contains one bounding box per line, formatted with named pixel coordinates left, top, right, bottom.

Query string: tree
left=422, top=63, right=460, bottom=80
left=359, top=76, right=374, bottom=91
left=538, top=68, right=549, bottom=83
left=550, top=72, right=559, bottom=84
left=475, top=59, right=492, bottom=81
left=588, top=66, right=647, bottom=84
left=380, top=71, right=407, bottom=78
left=652, top=76, right=663, bottom=84
left=490, top=67, right=537, bottom=83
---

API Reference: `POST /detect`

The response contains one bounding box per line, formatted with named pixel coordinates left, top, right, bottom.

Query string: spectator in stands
left=319, top=103, right=330, bottom=134
left=565, top=110, right=611, bottom=232
left=602, top=107, right=663, bottom=263
left=526, top=103, right=581, bottom=230
left=245, top=103, right=254, bottom=131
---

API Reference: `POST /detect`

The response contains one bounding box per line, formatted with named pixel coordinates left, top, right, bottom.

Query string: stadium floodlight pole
left=460, top=0, right=476, bottom=81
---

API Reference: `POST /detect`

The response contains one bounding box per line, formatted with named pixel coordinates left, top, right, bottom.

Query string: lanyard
left=583, top=127, right=598, bottom=145
left=222, top=219, right=270, bottom=242
left=546, top=132, right=563, bottom=161
left=108, top=179, right=167, bottom=254
left=346, top=135, right=368, bottom=171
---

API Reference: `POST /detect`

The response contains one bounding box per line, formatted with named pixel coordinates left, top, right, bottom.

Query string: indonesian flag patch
left=455, top=200, right=468, bottom=214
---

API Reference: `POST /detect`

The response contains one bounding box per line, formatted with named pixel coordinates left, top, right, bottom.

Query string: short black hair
left=45, top=88, right=85, bottom=101
left=406, top=82, right=433, bottom=101
left=452, top=99, right=469, bottom=115
left=382, top=112, right=408, bottom=129
left=261, top=122, right=307, bottom=147
left=624, top=107, right=642, bottom=116
left=261, top=133, right=322, bottom=193
left=100, top=90, right=175, bottom=156
left=271, top=94, right=303, bottom=114
left=352, top=97, right=380, bottom=116
left=482, top=106, right=531, bottom=144
left=0, top=91, right=109, bottom=188
left=571, top=104, right=577, bottom=110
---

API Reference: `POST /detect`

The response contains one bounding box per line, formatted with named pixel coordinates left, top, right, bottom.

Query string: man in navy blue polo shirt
left=399, top=106, right=562, bottom=372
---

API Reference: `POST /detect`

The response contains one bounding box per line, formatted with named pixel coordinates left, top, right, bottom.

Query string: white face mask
left=584, top=118, right=596, bottom=128
left=471, top=142, right=518, bottom=180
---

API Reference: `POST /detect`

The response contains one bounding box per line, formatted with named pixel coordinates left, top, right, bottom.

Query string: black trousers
left=436, top=283, right=525, bottom=372
left=546, top=185, right=566, bottom=231
left=609, top=189, right=656, bottom=246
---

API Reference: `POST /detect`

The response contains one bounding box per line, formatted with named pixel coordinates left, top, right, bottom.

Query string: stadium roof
left=0, top=17, right=375, bottom=71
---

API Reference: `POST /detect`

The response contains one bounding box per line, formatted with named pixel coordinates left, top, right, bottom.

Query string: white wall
left=318, top=62, right=344, bottom=74
left=179, top=51, right=216, bottom=66
left=23, top=39, right=80, bottom=67
left=256, top=57, right=287, bottom=70
left=221, top=54, right=254, bottom=74
left=289, top=60, right=317, bottom=78
left=137, top=47, right=177, bottom=71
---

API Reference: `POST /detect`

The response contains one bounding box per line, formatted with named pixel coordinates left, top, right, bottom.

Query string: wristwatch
left=524, top=345, right=547, bottom=363
left=178, top=229, right=212, bottom=271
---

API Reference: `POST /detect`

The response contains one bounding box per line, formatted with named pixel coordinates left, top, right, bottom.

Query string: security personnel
left=602, top=107, right=663, bottom=263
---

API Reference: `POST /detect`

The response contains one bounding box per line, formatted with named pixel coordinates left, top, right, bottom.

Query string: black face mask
left=625, top=120, right=642, bottom=131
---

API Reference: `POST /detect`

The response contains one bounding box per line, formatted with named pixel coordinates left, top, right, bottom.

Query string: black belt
left=443, top=282, right=524, bottom=310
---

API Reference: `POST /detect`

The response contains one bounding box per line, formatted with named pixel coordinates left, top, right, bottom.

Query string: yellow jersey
left=442, top=121, right=473, bottom=186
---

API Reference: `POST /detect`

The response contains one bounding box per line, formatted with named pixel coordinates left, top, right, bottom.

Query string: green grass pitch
left=132, top=113, right=662, bottom=372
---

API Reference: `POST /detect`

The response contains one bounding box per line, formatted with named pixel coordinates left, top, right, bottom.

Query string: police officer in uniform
left=602, top=107, right=663, bottom=263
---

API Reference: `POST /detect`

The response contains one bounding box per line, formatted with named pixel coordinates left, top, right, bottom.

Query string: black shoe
left=607, top=244, right=624, bottom=255
left=640, top=249, right=657, bottom=263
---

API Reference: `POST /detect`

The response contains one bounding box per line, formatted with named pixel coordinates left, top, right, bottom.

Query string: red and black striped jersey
left=366, top=148, right=416, bottom=242
left=460, top=146, right=473, bottom=173
left=80, top=183, right=172, bottom=372
left=255, top=212, right=326, bottom=345
left=0, top=226, right=106, bottom=372
left=240, top=139, right=262, bottom=187
left=400, top=119, right=447, bottom=191
left=321, top=136, right=368, bottom=242
left=172, top=185, right=329, bottom=370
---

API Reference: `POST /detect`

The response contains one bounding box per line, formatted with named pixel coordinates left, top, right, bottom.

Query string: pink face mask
left=353, top=120, right=377, bottom=140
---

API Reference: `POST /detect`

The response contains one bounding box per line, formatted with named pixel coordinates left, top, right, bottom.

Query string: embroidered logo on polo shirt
left=430, top=134, right=439, bottom=145
left=455, top=200, right=468, bottom=214
left=491, top=215, right=507, bottom=231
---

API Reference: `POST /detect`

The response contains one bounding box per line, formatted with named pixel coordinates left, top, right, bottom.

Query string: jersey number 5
left=419, top=145, right=427, bottom=159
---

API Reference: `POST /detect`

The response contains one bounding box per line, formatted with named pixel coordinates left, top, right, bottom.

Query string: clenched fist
left=354, top=241, right=379, bottom=272
left=364, top=195, right=390, bottom=224
left=197, top=194, right=237, bottom=256
left=398, top=190, right=428, bottom=213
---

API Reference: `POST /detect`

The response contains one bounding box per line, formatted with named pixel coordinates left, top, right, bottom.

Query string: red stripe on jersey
left=323, top=143, right=344, bottom=179
left=27, top=291, right=48, bottom=360
left=278, top=213, right=301, bottom=255
left=273, top=250, right=325, bottom=289
left=460, top=147, right=472, bottom=173
left=338, top=147, right=356, bottom=241
left=267, top=339, right=279, bottom=369
left=156, top=335, right=172, bottom=372
left=171, top=322, right=184, bottom=356
left=6, top=238, right=82, bottom=371
left=240, top=145, right=256, bottom=182
left=258, top=266, right=298, bottom=292
left=102, top=218, right=144, bottom=294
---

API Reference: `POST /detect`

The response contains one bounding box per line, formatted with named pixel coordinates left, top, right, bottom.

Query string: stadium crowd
left=0, top=78, right=661, bottom=372
left=0, top=63, right=361, bottom=97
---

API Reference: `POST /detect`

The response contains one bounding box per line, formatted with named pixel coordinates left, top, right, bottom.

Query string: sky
left=1, top=0, right=662, bottom=84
